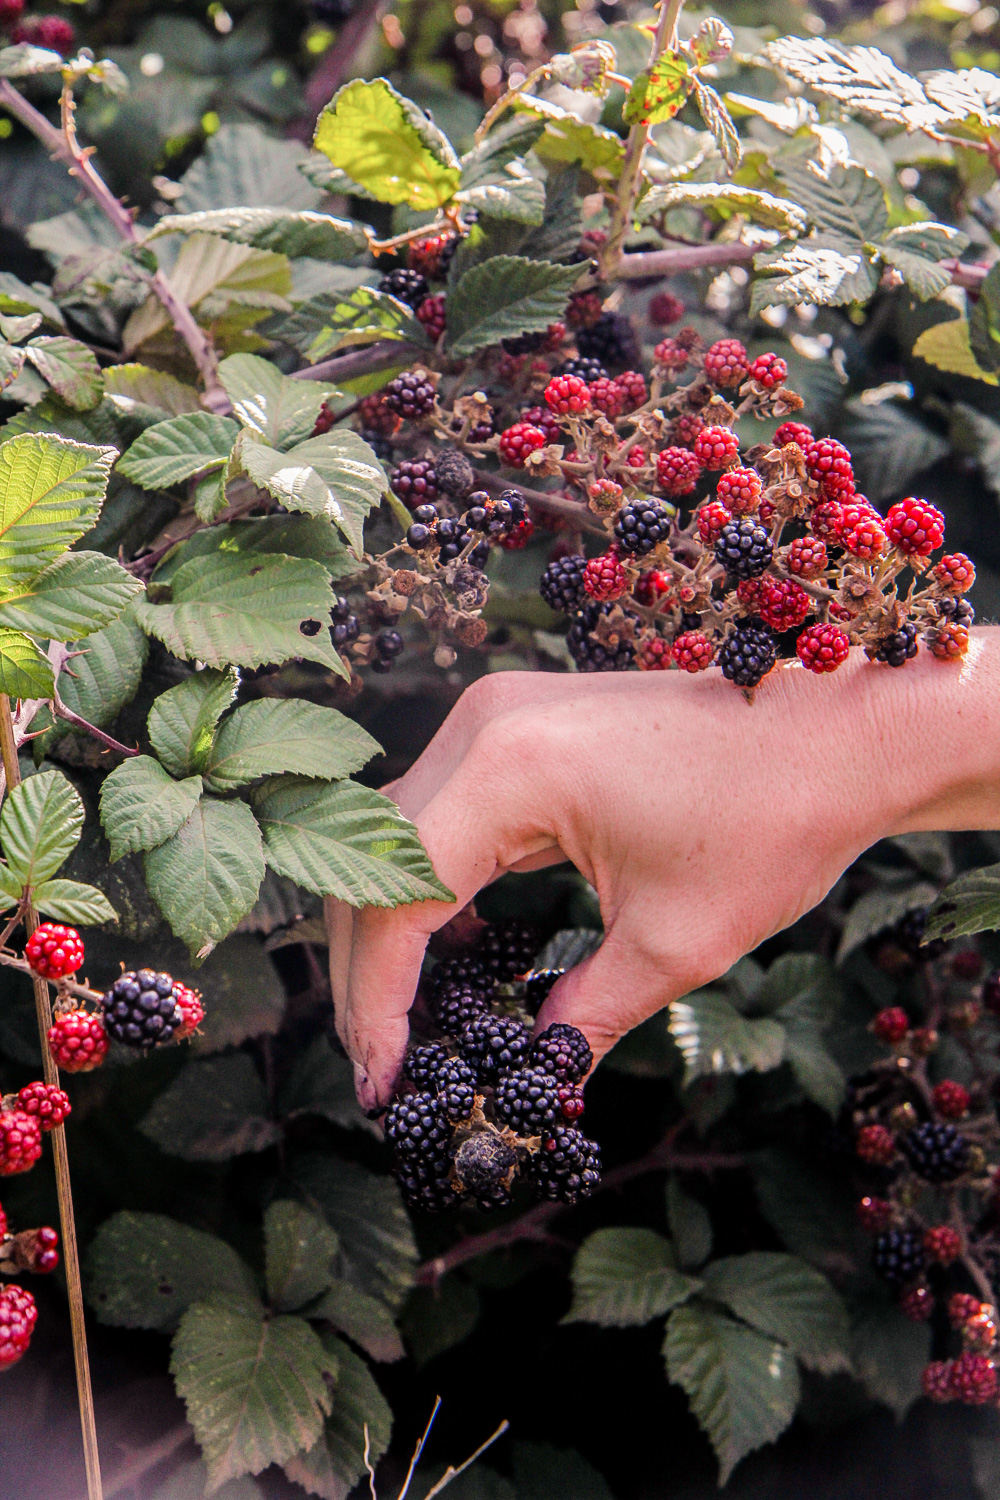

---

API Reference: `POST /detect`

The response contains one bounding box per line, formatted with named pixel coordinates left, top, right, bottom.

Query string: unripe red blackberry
left=24, top=923, right=84, bottom=979
left=929, top=621, right=969, bottom=660
left=805, top=438, right=855, bottom=499
left=500, top=518, right=535, bottom=551
left=540, top=554, right=588, bottom=614
left=654, top=338, right=689, bottom=373
left=648, top=292, right=685, bottom=325
left=886, top=497, right=945, bottom=557
left=856, top=1195, right=893, bottom=1231
left=15, top=14, right=73, bottom=49
left=532, top=1022, right=592, bottom=1083
left=16, top=1082, right=70, bottom=1131
left=932, top=1080, right=970, bottom=1118
left=876, top=622, right=919, bottom=668
left=102, top=970, right=182, bottom=1048
left=718, top=619, right=776, bottom=687
left=786, top=534, right=827, bottom=577
left=0, top=0, right=24, bottom=25
left=693, top=425, right=740, bottom=470
left=933, top=552, right=975, bottom=593
left=754, top=576, right=810, bottom=632
left=494, top=1065, right=561, bottom=1133
left=378, top=267, right=429, bottom=308
left=588, top=377, right=625, bottom=418
left=716, top=467, right=762, bottom=515
left=583, top=550, right=628, bottom=602
left=567, top=290, right=604, bottom=328
left=459, top=1014, right=532, bottom=1083
left=922, top=1361, right=955, bottom=1402
left=544, top=374, right=589, bottom=416
left=408, top=231, right=456, bottom=279
left=0, top=1111, right=41, bottom=1176
left=625, top=446, right=647, bottom=469
left=0, top=1284, right=36, bottom=1369
left=842, top=515, right=887, bottom=561
left=416, top=294, right=446, bottom=341
left=637, top=637, right=672, bottom=671
left=872, top=1006, right=909, bottom=1042
left=715, top=517, right=772, bottom=579
left=498, top=422, right=546, bottom=468
left=672, top=631, right=715, bottom=672
left=810, top=499, right=846, bottom=541
left=655, top=446, right=702, bottom=498
left=357, top=392, right=399, bottom=437
left=704, top=338, right=750, bottom=388
left=950, top=1293, right=983, bottom=1327
left=47, top=1009, right=107, bottom=1072
left=856, top=1123, right=896, bottom=1165
left=615, top=370, right=647, bottom=412
left=796, top=622, right=849, bottom=674
left=614, top=499, right=673, bottom=556
left=531, top=1125, right=601, bottom=1203
left=172, top=985, right=205, bottom=1041
left=774, top=421, right=813, bottom=448
left=633, top=569, right=672, bottom=606
left=697, top=500, right=731, bottom=544
left=924, top=1225, right=962, bottom=1264
left=749, top=353, right=787, bottom=389
left=900, top=1284, right=934, bottom=1321
left=385, top=371, right=435, bottom=419
left=671, top=412, right=705, bottom=449
left=950, top=1352, right=998, bottom=1404
left=522, top=404, right=562, bottom=445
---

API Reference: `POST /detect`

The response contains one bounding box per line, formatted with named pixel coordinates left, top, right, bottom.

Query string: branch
left=415, top=1140, right=743, bottom=1284
left=289, top=341, right=424, bottom=384
left=471, top=468, right=607, bottom=536
left=614, top=240, right=756, bottom=281
left=304, top=0, right=385, bottom=122
left=105, top=1424, right=193, bottom=1499
left=51, top=693, right=141, bottom=758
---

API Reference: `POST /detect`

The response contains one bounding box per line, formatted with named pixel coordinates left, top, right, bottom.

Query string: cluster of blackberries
left=331, top=594, right=360, bottom=650
left=383, top=922, right=601, bottom=1212
left=405, top=488, right=527, bottom=564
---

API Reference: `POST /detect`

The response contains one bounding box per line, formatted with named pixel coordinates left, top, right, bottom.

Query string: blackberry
left=540, top=554, right=588, bottom=614
left=429, top=982, right=490, bottom=1035
left=452, top=1129, right=517, bottom=1194
left=428, top=955, right=492, bottom=996
left=434, top=446, right=475, bottom=499
left=554, top=356, right=609, bottom=383
left=485, top=489, right=528, bottom=541
left=714, top=518, right=773, bottom=579
left=391, top=459, right=438, bottom=508
left=894, top=905, right=948, bottom=962
left=531, top=1125, right=601, bottom=1203
left=940, top=596, right=975, bottom=627
left=101, top=970, right=182, bottom=1048
left=459, top=1014, right=532, bottom=1083
left=404, top=1041, right=454, bottom=1089
left=394, top=1161, right=459, bottom=1212
left=378, top=267, right=429, bottom=309
left=532, top=1023, right=593, bottom=1083
left=476, top=918, right=539, bottom=981
left=330, top=594, right=360, bottom=648
left=502, top=330, right=547, bottom=355
left=524, top=968, right=565, bottom=1015
left=876, top=622, right=918, bottom=668
left=576, top=312, right=637, bottom=370
left=384, top=1091, right=452, bottom=1159
left=371, top=628, right=404, bottom=674
left=614, top=499, right=672, bottom=557
left=494, top=1065, right=561, bottom=1133
left=406, top=522, right=433, bottom=550
left=718, top=618, right=777, bottom=688
left=434, top=1056, right=478, bottom=1121
left=567, top=604, right=636, bottom=673
left=872, top=1228, right=925, bottom=1284
left=385, top=371, right=435, bottom=420
left=900, top=1122, right=970, bottom=1183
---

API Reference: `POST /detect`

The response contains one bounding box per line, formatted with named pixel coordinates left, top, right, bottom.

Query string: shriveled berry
left=886, top=497, right=945, bottom=557
left=786, top=535, right=828, bottom=578
left=649, top=292, right=685, bottom=325
left=672, top=631, right=715, bottom=672
left=16, top=1082, right=70, bottom=1131
left=856, top=1123, right=896, bottom=1164
left=583, top=550, right=628, bottom=602
left=656, top=446, right=702, bottom=498
left=872, top=1006, right=909, bottom=1042
left=697, top=500, right=731, bottom=544
left=24, top=923, right=84, bottom=979
left=544, top=374, right=590, bottom=416
left=0, top=1284, right=36, bottom=1368
left=47, top=1010, right=107, bottom=1072
left=796, top=622, right=850, bottom=674
left=693, top=425, right=740, bottom=470
left=704, top=338, right=750, bottom=388
left=933, top=1080, right=970, bottom=1119
left=0, top=1112, right=41, bottom=1176
left=774, top=421, right=813, bottom=448
left=750, top=353, right=787, bottom=389
left=924, top=1225, right=962, bottom=1264
left=716, top=467, right=762, bottom=515
left=933, top=552, right=975, bottom=594
left=805, top=438, right=855, bottom=500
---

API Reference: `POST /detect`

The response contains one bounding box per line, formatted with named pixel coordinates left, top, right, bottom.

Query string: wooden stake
left=0, top=695, right=103, bottom=1500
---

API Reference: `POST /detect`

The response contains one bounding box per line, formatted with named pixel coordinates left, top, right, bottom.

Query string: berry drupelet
left=532, top=1126, right=601, bottom=1203
left=330, top=595, right=360, bottom=649
left=101, top=970, right=182, bottom=1048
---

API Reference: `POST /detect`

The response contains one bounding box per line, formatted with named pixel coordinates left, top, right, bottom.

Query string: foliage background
left=4, top=0, right=1000, bottom=1494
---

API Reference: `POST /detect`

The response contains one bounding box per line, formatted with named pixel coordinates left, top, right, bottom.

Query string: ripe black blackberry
left=714, top=517, right=772, bottom=579
left=494, top=1065, right=561, bottom=1133
left=384, top=1091, right=451, bottom=1159
left=894, top=905, right=948, bottom=962
left=941, top=597, right=975, bottom=626
left=371, top=628, right=404, bottom=674
left=872, top=1228, right=925, bottom=1284
left=459, top=1014, right=532, bottom=1083
left=614, top=499, right=672, bottom=557
left=554, top=356, right=609, bottom=383
left=404, top=1041, right=454, bottom=1089
left=540, top=555, right=588, bottom=613
left=532, top=1023, right=592, bottom=1084
left=900, top=1122, right=970, bottom=1183
left=434, top=446, right=475, bottom=499
left=531, top=1125, right=601, bottom=1203
left=378, top=267, right=429, bottom=309
left=567, top=604, right=636, bottom=673
left=428, top=955, right=492, bottom=996
left=524, top=968, right=565, bottom=1015
left=428, top=981, right=490, bottom=1035
left=101, top=970, right=181, bottom=1048
left=433, top=1056, right=478, bottom=1121
left=502, top=330, right=547, bottom=355
left=394, top=1161, right=458, bottom=1212
left=476, top=918, right=539, bottom=981
left=385, top=371, right=435, bottom=420
left=434, top=516, right=473, bottom=564
left=876, top=622, right=918, bottom=668
left=391, top=459, right=438, bottom=508
left=485, top=489, right=528, bottom=540
left=718, top=618, right=777, bottom=688
left=576, top=312, right=637, bottom=370
left=330, top=595, right=360, bottom=649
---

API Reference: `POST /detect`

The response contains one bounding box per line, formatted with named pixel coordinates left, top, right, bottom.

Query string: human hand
left=327, top=634, right=1000, bottom=1111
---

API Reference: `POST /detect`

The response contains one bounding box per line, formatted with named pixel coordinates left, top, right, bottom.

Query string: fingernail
left=353, top=1062, right=380, bottom=1116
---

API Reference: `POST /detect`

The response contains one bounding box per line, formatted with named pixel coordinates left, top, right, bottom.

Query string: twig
left=305, top=0, right=385, bottom=122
left=471, top=468, right=607, bottom=536
left=0, top=694, right=103, bottom=1500
left=104, top=1423, right=193, bottom=1498
left=0, top=948, right=104, bottom=1004
left=52, top=694, right=140, bottom=758
left=423, top=1421, right=510, bottom=1500
left=614, top=240, right=756, bottom=281
left=363, top=1424, right=378, bottom=1500
left=397, top=1397, right=442, bottom=1500
left=289, top=342, right=424, bottom=384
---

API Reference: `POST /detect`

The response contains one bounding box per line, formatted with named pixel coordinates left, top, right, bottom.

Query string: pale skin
left=327, top=627, right=1000, bottom=1113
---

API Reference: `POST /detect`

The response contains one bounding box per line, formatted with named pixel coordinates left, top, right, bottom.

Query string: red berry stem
left=0, top=695, right=103, bottom=1500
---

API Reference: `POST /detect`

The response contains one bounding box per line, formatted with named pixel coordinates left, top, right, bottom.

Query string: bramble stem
left=0, top=694, right=103, bottom=1500
left=52, top=693, right=140, bottom=758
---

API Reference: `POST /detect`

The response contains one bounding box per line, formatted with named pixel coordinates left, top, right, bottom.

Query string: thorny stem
left=423, top=1421, right=511, bottom=1500
left=52, top=693, right=140, bottom=758
left=0, top=695, right=103, bottom=1500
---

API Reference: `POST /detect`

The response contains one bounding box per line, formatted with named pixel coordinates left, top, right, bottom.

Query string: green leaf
left=87, top=1211, right=257, bottom=1331
left=756, top=953, right=845, bottom=1115
left=38, top=613, right=148, bottom=749
left=171, top=1294, right=337, bottom=1491
left=272, top=285, right=427, bottom=363
left=205, top=700, right=380, bottom=792
left=314, top=78, right=461, bottom=211
left=100, top=756, right=204, bottom=860
left=290, top=1155, right=417, bottom=1310
left=701, top=1252, right=851, bottom=1374
left=0, top=767, right=83, bottom=886
left=0, top=550, right=142, bottom=640
left=444, top=255, right=579, bottom=358
left=837, top=880, right=939, bottom=962
left=623, top=51, right=692, bottom=126
left=25, top=336, right=103, bottom=411
left=312, top=1281, right=405, bottom=1364
left=219, top=354, right=337, bottom=451
left=692, top=78, right=740, bottom=171
left=102, top=364, right=203, bottom=417
left=926, top=863, right=1000, bottom=941
left=124, top=235, right=292, bottom=354
left=189, top=935, right=286, bottom=1055
left=664, top=1304, right=800, bottom=1484
left=148, top=1459, right=264, bottom=1500
left=251, top=777, right=453, bottom=908
left=970, top=265, right=1000, bottom=375
left=149, top=208, right=368, bottom=262
left=117, top=413, right=239, bottom=490
left=837, top=400, right=949, bottom=504
left=637, top=182, right=806, bottom=235
left=668, top=991, right=784, bottom=1084
left=283, top=1334, right=391, bottom=1500
left=751, top=239, right=879, bottom=314
left=762, top=38, right=947, bottom=130
left=913, top=317, right=998, bottom=384
left=144, top=797, right=266, bottom=957
left=776, top=159, right=888, bottom=242
left=950, top=401, right=1000, bottom=497
left=565, top=1228, right=699, bottom=1327
left=0, top=433, right=114, bottom=589
left=750, top=1148, right=863, bottom=1276
left=514, top=97, right=624, bottom=180
left=148, top=670, right=238, bottom=779
left=141, top=1053, right=280, bottom=1161
left=133, top=551, right=346, bottom=674
left=399, top=1278, right=481, bottom=1368
left=455, top=160, right=546, bottom=226
left=32, top=878, right=117, bottom=925
left=667, top=1178, right=713, bottom=1270
left=0, top=627, right=53, bottom=698
left=277, top=1036, right=380, bottom=1139
left=154, top=515, right=353, bottom=585
left=238, top=431, right=386, bottom=556
left=265, top=1201, right=338, bottom=1313
left=177, top=123, right=321, bottom=214
left=851, top=1294, right=931, bottom=1418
